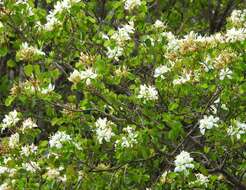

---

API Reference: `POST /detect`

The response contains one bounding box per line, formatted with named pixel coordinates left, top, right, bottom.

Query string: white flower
left=44, top=14, right=61, bottom=31
left=44, top=0, right=80, bottom=31
left=41, top=83, right=55, bottom=94
left=225, top=27, right=246, bottom=42
left=16, top=0, right=28, bottom=4
left=46, top=167, right=60, bottom=178
left=227, top=121, right=246, bottom=140
left=49, top=131, right=71, bottom=148
left=124, top=0, right=141, bottom=11
left=9, top=133, right=20, bottom=149
left=1, top=164, right=9, bottom=171
left=22, top=118, right=37, bottom=132
left=219, top=68, right=232, bottom=80
left=154, top=65, right=170, bottom=78
left=95, top=118, right=115, bottom=144
left=22, top=161, right=40, bottom=173
left=68, top=69, right=82, bottom=84
left=53, top=0, right=71, bottom=14
left=229, top=9, right=246, bottom=26
left=0, top=183, right=10, bottom=190
left=189, top=173, right=210, bottom=187
left=16, top=42, right=45, bottom=61
left=162, top=32, right=179, bottom=51
left=200, top=55, right=214, bottom=72
left=195, top=173, right=209, bottom=186
left=173, top=73, right=191, bottom=85
left=174, top=151, right=194, bottom=173
left=53, top=0, right=80, bottom=14
left=58, top=175, right=67, bottom=183
left=80, top=68, right=97, bottom=85
left=183, top=31, right=198, bottom=41
left=68, top=68, right=97, bottom=85
left=111, top=22, right=135, bottom=46
left=0, top=21, right=3, bottom=28
left=22, top=81, right=41, bottom=94
left=154, top=20, right=165, bottom=29
left=3, top=157, right=11, bottom=165
left=199, top=115, right=219, bottom=135
left=115, top=65, right=128, bottom=76
left=1, top=110, right=20, bottom=132
left=160, top=170, right=170, bottom=184
left=0, top=166, right=16, bottom=176
left=106, top=46, right=123, bottom=61
left=20, top=143, right=37, bottom=157
left=138, top=84, right=158, bottom=101
left=21, top=42, right=45, bottom=56
left=45, top=167, right=65, bottom=181
left=101, top=33, right=109, bottom=40
left=115, top=126, right=138, bottom=148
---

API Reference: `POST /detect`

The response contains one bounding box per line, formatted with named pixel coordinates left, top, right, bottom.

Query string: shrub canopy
left=0, top=0, right=245, bottom=189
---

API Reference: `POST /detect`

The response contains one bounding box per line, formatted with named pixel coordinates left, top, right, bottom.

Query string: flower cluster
left=21, top=118, right=38, bottom=132
left=159, top=170, right=170, bottom=184
left=1, top=110, right=20, bottom=132
left=44, top=0, right=80, bottom=31
left=174, top=151, right=194, bottom=173
left=9, top=133, right=20, bottom=149
left=153, top=20, right=166, bottom=29
left=112, top=22, right=135, bottom=46
left=124, top=0, right=141, bottom=11
left=44, top=15, right=61, bottom=31
left=0, top=183, right=10, bottom=190
left=1, top=1, right=246, bottom=188
left=45, top=167, right=67, bottom=182
left=154, top=65, right=170, bottom=79
left=68, top=68, right=97, bottom=85
left=16, top=42, right=45, bottom=61
left=214, top=51, right=237, bottom=68
left=227, top=121, right=246, bottom=140
left=20, top=143, right=38, bottom=157
left=22, top=161, right=40, bottom=173
left=95, top=117, right=115, bottom=144
left=41, top=84, right=56, bottom=94
left=115, top=126, right=138, bottom=148
left=189, top=173, right=210, bottom=187
left=107, top=22, right=135, bottom=60
left=20, top=81, right=55, bottom=95
left=49, top=131, right=72, bottom=149
left=106, top=46, right=124, bottom=61
left=173, top=71, right=191, bottom=85
left=162, top=21, right=246, bottom=56
left=0, top=166, right=16, bottom=176
left=229, top=9, right=246, bottom=26
left=199, top=115, right=219, bottom=135
left=138, top=84, right=158, bottom=101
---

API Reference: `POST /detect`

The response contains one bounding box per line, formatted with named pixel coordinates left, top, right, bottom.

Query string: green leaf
left=7, top=60, right=16, bottom=68
left=33, top=64, right=40, bottom=75
left=168, top=121, right=183, bottom=140
left=169, top=102, right=179, bottom=111
left=24, top=64, right=33, bottom=76
left=0, top=47, right=8, bottom=57
left=5, top=96, right=15, bottom=106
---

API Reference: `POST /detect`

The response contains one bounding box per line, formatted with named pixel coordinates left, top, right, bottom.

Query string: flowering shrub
left=0, top=0, right=245, bottom=189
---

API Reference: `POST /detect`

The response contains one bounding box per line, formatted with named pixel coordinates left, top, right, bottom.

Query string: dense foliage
left=0, top=0, right=246, bottom=189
